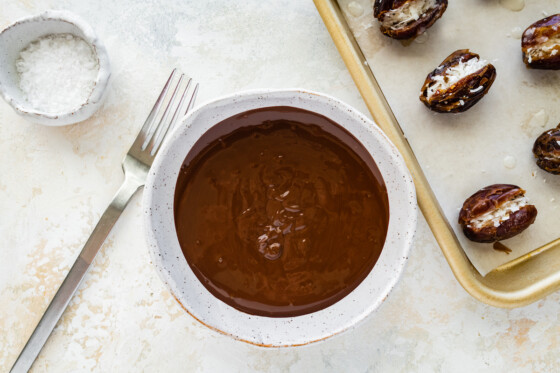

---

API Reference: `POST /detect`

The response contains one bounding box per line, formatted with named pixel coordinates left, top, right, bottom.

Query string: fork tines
left=140, top=69, right=199, bottom=156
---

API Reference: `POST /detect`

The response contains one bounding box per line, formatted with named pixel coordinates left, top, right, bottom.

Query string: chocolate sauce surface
left=174, top=107, right=389, bottom=317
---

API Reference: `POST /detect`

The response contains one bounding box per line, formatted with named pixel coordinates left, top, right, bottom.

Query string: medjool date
left=522, top=14, right=560, bottom=70
left=420, top=50, right=496, bottom=113
left=373, top=0, right=447, bottom=40
left=533, top=124, right=560, bottom=174
left=458, top=184, right=537, bottom=243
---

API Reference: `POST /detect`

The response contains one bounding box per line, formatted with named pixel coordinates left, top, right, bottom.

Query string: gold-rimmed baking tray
left=314, top=0, right=560, bottom=308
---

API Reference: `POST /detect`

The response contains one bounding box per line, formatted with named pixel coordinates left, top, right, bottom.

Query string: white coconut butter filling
left=526, top=34, right=560, bottom=63
left=426, top=57, right=488, bottom=99
left=381, top=0, right=437, bottom=30
left=469, top=196, right=528, bottom=229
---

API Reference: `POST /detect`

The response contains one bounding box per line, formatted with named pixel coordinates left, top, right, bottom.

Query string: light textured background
left=1, top=0, right=559, bottom=372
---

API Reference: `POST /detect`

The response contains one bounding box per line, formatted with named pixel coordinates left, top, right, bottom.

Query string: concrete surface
left=1, top=0, right=559, bottom=372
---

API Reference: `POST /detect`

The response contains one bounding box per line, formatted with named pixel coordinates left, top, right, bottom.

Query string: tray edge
left=313, top=0, right=560, bottom=308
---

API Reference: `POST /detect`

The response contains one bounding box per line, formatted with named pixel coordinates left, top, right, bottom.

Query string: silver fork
left=10, top=69, right=199, bottom=373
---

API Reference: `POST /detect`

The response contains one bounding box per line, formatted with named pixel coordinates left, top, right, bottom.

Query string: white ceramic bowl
left=144, top=89, right=417, bottom=347
left=0, top=10, right=110, bottom=126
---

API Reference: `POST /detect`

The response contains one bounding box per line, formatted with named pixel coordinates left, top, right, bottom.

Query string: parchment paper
left=338, top=0, right=560, bottom=275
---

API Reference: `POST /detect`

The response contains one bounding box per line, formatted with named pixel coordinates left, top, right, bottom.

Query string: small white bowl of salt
left=0, top=10, right=110, bottom=126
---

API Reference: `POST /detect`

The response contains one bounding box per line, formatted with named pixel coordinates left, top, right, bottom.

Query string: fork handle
left=10, top=175, right=143, bottom=373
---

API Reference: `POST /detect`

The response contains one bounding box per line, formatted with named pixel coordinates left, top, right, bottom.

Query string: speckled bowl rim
left=0, top=10, right=111, bottom=126
left=143, top=89, right=417, bottom=347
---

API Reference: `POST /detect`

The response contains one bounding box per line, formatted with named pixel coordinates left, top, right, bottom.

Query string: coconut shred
left=427, top=57, right=488, bottom=99
left=382, top=0, right=436, bottom=30
left=469, top=196, right=529, bottom=229
left=16, top=34, right=99, bottom=113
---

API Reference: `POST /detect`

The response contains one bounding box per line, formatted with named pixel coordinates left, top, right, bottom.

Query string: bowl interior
left=144, top=90, right=417, bottom=347
left=0, top=18, right=92, bottom=107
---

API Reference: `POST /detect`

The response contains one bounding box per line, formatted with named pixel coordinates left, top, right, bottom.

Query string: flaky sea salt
left=16, top=34, right=99, bottom=113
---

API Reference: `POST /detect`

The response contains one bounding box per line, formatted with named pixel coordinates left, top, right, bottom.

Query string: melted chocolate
left=493, top=242, right=512, bottom=254
left=174, top=107, right=389, bottom=317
